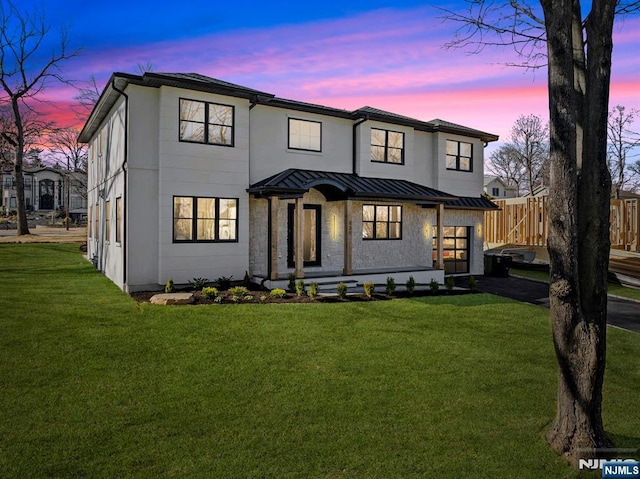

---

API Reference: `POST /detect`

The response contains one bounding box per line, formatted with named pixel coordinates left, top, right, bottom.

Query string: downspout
left=111, top=78, right=129, bottom=290
left=352, top=117, right=368, bottom=174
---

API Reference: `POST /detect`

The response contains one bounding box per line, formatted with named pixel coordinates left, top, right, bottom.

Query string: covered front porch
left=248, top=168, right=467, bottom=287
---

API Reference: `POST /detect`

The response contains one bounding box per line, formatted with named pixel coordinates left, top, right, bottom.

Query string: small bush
left=202, top=287, right=218, bottom=299
left=229, top=286, right=250, bottom=302
left=242, top=271, right=251, bottom=288
left=385, top=276, right=396, bottom=295
left=363, top=281, right=375, bottom=298
left=406, top=276, right=416, bottom=295
left=243, top=295, right=253, bottom=301
left=445, top=276, right=455, bottom=291
left=308, top=282, right=319, bottom=298
left=165, top=277, right=175, bottom=293
left=468, top=275, right=478, bottom=292
left=270, top=288, right=287, bottom=298
left=189, top=277, right=208, bottom=290
left=296, top=279, right=306, bottom=297
left=260, top=295, right=268, bottom=301
left=216, top=276, right=233, bottom=290
left=429, top=278, right=439, bottom=294
left=287, top=273, right=296, bottom=292
left=337, top=282, right=348, bottom=299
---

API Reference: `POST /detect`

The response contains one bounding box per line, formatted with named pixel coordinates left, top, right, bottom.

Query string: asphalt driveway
left=473, top=275, right=640, bottom=334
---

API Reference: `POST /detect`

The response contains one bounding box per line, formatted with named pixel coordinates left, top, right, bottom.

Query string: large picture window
left=173, top=196, right=238, bottom=243
left=434, top=226, right=470, bottom=274
left=288, top=118, right=321, bottom=152
left=371, top=128, right=404, bottom=164
left=446, top=140, right=473, bottom=172
left=362, top=205, right=402, bottom=240
left=179, top=99, right=234, bottom=146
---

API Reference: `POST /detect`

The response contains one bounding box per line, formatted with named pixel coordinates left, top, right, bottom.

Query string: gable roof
left=79, top=71, right=499, bottom=143
left=248, top=168, right=456, bottom=203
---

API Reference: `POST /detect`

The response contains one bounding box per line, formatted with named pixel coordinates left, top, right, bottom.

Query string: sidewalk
left=0, top=226, right=87, bottom=243
left=474, top=274, right=640, bottom=334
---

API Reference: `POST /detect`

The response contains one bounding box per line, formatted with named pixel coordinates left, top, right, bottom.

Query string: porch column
left=269, top=197, right=279, bottom=280
left=295, top=197, right=304, bottom=278
left=343, top=200, right=353, bottom=275
left=435, top=203, right=444, bottom=270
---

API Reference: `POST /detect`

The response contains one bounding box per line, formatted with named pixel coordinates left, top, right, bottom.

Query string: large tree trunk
left=542, top=0, right=614, bottom=464
left=11, top=98, right=30, bottom=236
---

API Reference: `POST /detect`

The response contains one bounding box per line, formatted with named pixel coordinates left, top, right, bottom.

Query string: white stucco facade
left=80, top=72, right=498, bottom=292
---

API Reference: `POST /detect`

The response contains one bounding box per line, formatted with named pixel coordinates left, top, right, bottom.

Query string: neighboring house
left=79, top=72, right=499, bottom=292
left=483, top=176, right=517, bottom=198
left=1, top=167, right=87, bottom=220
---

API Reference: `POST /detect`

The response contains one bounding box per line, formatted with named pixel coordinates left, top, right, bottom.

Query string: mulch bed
left=130, top=288, right=472, bottom=305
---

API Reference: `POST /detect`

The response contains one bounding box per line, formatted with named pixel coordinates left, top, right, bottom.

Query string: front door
left=287, top=204, right=321, bottom=267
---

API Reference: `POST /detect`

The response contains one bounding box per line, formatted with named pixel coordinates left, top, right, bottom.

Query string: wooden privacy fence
left=484, top=197, right=640, bottom=252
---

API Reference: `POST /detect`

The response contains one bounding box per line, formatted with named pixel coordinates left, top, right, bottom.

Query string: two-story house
left=79, top=72, right=498, bottom=292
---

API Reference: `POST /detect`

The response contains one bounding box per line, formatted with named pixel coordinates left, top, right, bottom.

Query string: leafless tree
left=607, top=105, right=640, bottom=197
left=487, top=143, right=524, bottom=195
left=73, top=75, right=102, bottom=120
left=0, top=0, right=79, bottom=234
left=441, top=0, right=640, bottom=465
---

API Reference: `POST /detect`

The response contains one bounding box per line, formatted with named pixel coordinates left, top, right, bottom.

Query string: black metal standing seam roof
left=248, top=168, right=458, bottom=202
left=444, top=196, right=500, bottom=210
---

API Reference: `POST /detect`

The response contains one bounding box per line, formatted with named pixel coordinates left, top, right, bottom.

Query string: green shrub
left=308, top=282, right=319, bottom=298
left=270, top=288, right=287, bottom=298
left=165, top=277, right=175, bottom=293
left=468, top=275, right=478, bottom=292
left=337, top=282, right=348, bottom=299
left=385, top=276, right=396, bottom=295
left=216, top=276, right=233, bottom=290
left=189, top=277, right=208, bottom=290
left=229, top=286, right=250, bottom=302
left=202, top=287, right=218, bottom=299
left=296, top=279, right=306, bottom=297
left=429, top=278, right=439, bottom=294
left=260, top=295, right=268, bottom=301
left=363, top=281, right=375, bottom=298
left=445, top=276, right=455, bottom=291
left=406, top=276, right=416, bottom=295
left=287, top=273, right=296, bottom=292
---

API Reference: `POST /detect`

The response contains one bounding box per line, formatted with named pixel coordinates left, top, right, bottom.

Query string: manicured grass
left=511, top=266, right=640, bottom=301
left=1, top=244, right=638, bottom=478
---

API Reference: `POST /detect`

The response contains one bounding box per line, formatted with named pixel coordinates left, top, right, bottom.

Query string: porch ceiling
left=248, top=168, right=457, bottom=203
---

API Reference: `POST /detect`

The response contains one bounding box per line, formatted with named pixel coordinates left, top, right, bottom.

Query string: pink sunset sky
left=25, top=3, right=640, bottom=151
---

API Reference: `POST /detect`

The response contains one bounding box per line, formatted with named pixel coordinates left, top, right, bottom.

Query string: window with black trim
left=115, top=197, right=122, bottom=244
left=362, top=205, right=402, bottom=240
left=492, top=187, right=499, bottom=196
left=173, top=196, right=238, bottom=243
left=179, top=99, right=234, bottom=146
left=105, top=200, right=111, bottom=242
left=371, top=128, right=404, bottom=164
left=288, top=118, right=321, bottom=151
left=446, top=140, right=473, bottom=171
left=433, top=226, right=470, bottom=274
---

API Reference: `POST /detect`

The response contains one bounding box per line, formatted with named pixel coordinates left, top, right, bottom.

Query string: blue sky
left=13, top=0, right=640, bottom=147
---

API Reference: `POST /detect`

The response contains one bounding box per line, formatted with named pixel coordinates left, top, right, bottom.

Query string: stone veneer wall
left=249, top=197, right=269, bottom=277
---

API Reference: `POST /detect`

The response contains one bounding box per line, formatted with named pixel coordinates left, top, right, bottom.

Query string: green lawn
left=510, top=266, right=640, bottom=301
left=1, top=244, right=638, bottom=479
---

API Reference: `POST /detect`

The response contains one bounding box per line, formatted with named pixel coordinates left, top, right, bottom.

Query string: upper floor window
left=362, top=204, right=402, bottom=240
left=446, top=140, right=473, bottom=172
left=289, top=118, right=321, bottom=152
left=179, top=99, right=234, bottom=146
left=492, top=187, right=499, bottom=196
left=371, top=128, right=404, bottom=164
left=173, top=196, right=238, bottom=243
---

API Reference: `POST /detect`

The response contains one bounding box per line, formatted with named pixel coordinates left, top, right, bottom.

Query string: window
left=371, top=128, right=404, bottom=164
left=492, top=187, right=500, bottom=196
left=88, top=206, right=92, bottom=237
left=362, top=205, right=402, bottom=240
left=434, top=226, right=470, bottom=274
left=95, top=203, right=99, bottom=240
left=446, top=140, right=473, bottom=171
left=288, top=118, right=321, bottom=151
left=115, top=197, right=122, bottom=244
left=173, top=196, right=238, bottom=243
left=105, top=200, right=111, bottom=241
left=9, top=197, right=16, bottom=208
left=179, top=99, right=234, bottom=146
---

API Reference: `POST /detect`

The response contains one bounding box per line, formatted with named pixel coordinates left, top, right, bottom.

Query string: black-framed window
left=446, top=140, right=473, bottom=172
left=371, top=128, right=404, bottom=164
left=173, top=196, right=238, bottom=243
left=179, top=99, right=234, bottom=146
left=288, top=118, right=321, bottom=152
left=434, top=226, right=470, bottom=274
left=362, top=205, right=402, bottom=240
left=492, top=187, right=499, bottom=196
left=105, top=200, right=111, bottom=241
